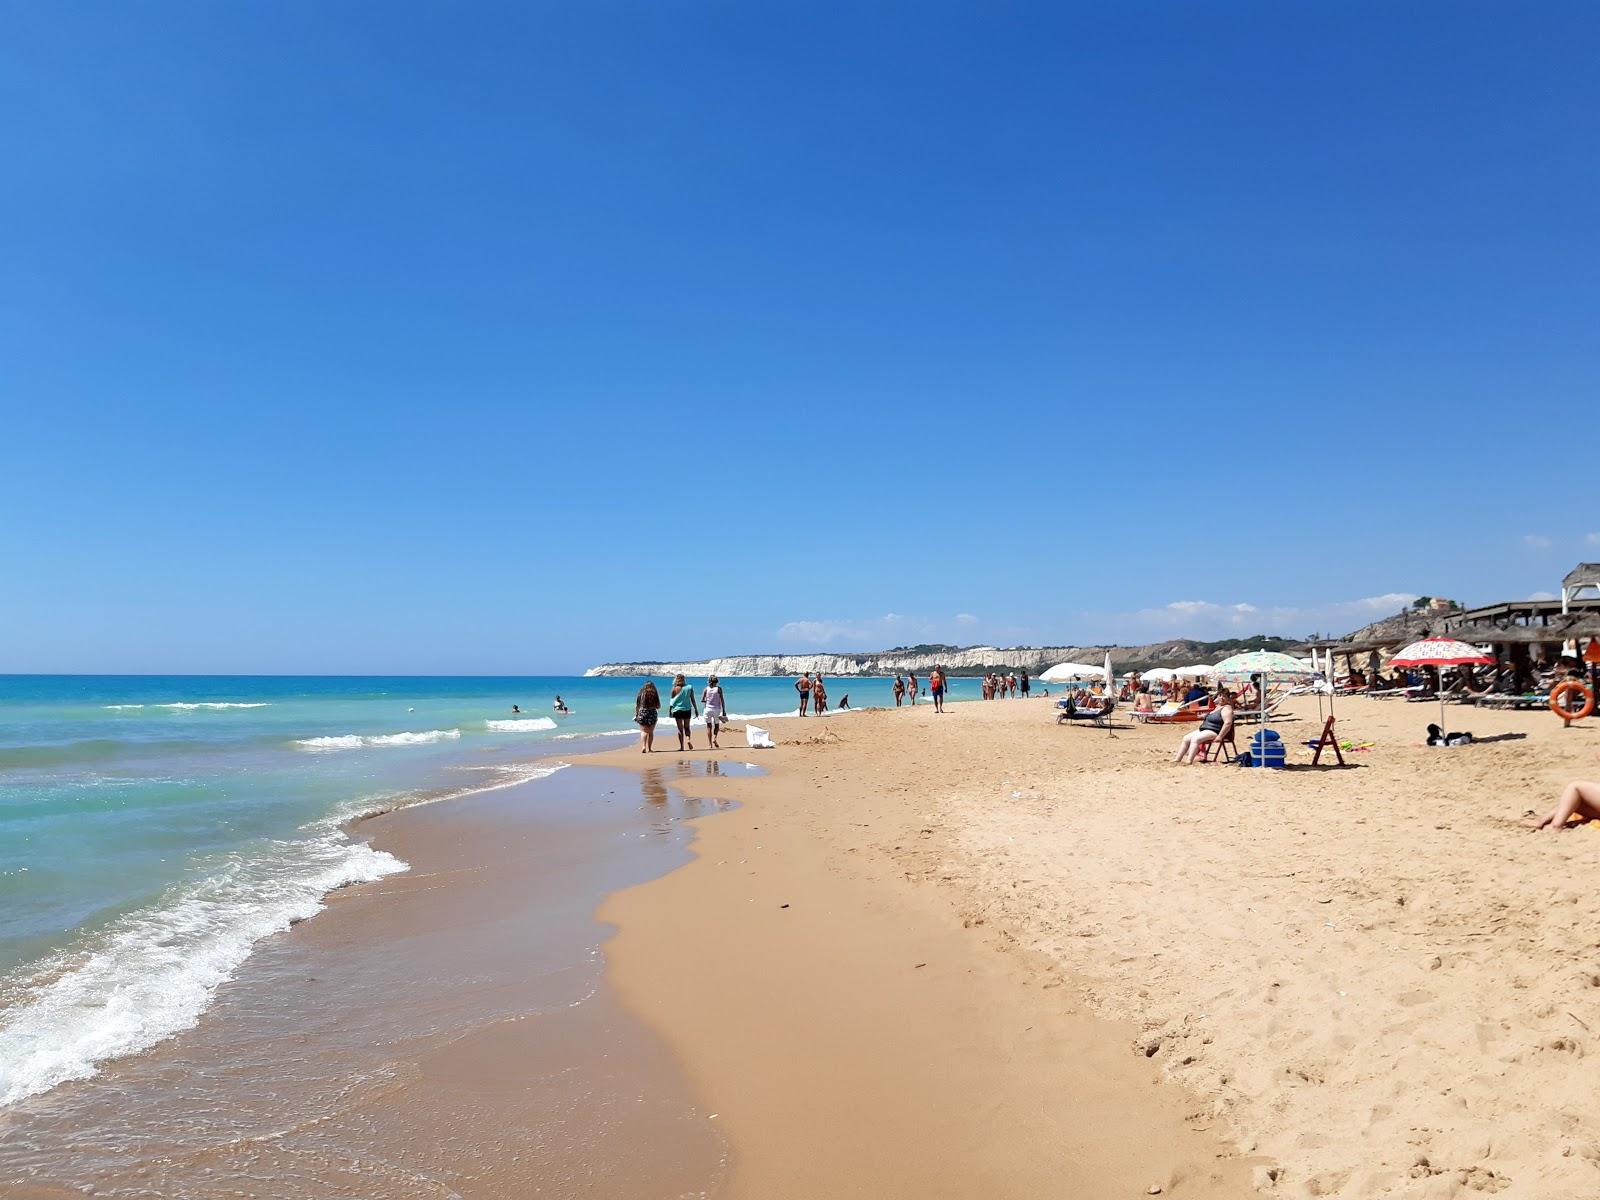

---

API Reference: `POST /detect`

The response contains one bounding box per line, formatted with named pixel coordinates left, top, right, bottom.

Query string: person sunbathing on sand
left=1174, top=688, right=1234, bottom=765
left=1526, top=779, right=1600, bottom=832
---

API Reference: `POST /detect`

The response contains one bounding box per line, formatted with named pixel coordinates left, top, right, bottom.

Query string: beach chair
left=1232, top=693, right=1291, bottom=725
left=1057, top=698, right=1116, bottom=727
left=1132, top=699, right=1204, bottom=724
left=1200, top=728, right=1238, bottom=763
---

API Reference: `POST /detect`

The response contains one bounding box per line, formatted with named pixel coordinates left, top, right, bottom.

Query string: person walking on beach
left=930, top=667, right=947, bottom=713
left=1020, top=669, right=1030, bottom=698
left=634, top=680, right=661, bottom=754
left=907, top=671, right=919, bottom=704
left=893, top=674, right=905, bottom=706
left=700, top=675, right=726, bottom=749
left=813, top=673, right=829, bottom=714
left=668, top=674, right=699, bottom=751
left=796, top=672, right=812, bottom=716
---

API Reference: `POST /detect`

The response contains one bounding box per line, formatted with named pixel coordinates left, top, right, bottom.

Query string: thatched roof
left=1310, top=607, right=1437, bottom=654
left=1564, top=563, right=1600, bottom=590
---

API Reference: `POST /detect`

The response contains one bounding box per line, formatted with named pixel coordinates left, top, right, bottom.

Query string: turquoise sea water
left=0, top=672, right=983, bottom=1108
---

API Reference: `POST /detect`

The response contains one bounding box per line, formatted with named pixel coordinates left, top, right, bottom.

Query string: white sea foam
left=293, top=729, right=462, bottom=751
left=0, top=831, right=406, bottom=1109
left=103, top=702, right=270, bottom=711
left=483, top=717, right=558, bottom=733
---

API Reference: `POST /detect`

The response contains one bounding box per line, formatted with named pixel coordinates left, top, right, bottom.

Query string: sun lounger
left=1132, top=699, right=1203, bottom=724
left=1233, top=694, right=1291, bottom=724
left=1057, top=698, right=1116, bottom=727
left=1474, top=693, right=1550, bottom=711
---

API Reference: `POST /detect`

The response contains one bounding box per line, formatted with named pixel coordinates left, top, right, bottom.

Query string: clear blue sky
left=3, top=2, right=1596, bottom=673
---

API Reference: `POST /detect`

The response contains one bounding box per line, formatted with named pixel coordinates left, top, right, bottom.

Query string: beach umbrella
left=1040, top=662, right=1103, bottom=682
left=1143, top=667, right=1176, bottom=681
left=1389, top=637, right=1494, bottom=733
left=1173, top=664, right=1213, bottom=679
left=1210, top=651, right=1316, bottom=761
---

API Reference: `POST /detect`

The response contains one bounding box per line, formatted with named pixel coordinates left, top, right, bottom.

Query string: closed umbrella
left=1388, top=637, right=1494, bottom=734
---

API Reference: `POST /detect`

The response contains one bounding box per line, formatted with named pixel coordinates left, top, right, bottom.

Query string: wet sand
left=589, top=692, right=1600, bottom=1199
left=589, top=746, right=1255, bottom=1199
left=0, top=766, right=731, bottom=1199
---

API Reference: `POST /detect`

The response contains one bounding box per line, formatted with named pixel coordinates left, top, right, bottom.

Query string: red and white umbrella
left=1389, top=637, right=1493, bottom=731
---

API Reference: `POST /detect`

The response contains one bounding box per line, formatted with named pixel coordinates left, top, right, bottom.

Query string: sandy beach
left=586, top=692, right=1600, bottom=1199
left=10, top=689, right=1600, bottom=1199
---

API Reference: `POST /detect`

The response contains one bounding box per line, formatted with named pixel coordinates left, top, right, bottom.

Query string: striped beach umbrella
left=1210, top=651, right=1315, bottom=755
left=1388, top=637, right=1494, bottom=731
left=1209, top=650, right=1315, bottom=680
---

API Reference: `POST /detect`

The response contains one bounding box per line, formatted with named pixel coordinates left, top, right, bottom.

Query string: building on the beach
left=1311, top=570, right=1600, bottom=678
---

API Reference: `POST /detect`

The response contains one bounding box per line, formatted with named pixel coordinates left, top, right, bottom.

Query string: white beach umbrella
left=1040, top=662, right=1103, bottom=682
left=1143, top=667, right=1177, bottom=681
left=1173, top=664, right=1213, bottom=678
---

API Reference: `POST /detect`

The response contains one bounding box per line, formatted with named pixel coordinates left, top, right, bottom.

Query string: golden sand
left=590, top=692, right=1600, bottom=1198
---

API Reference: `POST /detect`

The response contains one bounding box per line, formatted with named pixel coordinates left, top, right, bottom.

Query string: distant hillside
left=586, top=636, right=1303, bottom=678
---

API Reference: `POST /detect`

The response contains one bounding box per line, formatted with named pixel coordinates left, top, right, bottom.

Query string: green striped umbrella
left=1209, top=652, right=1314, bottom=765
left=1210, top=651, right=1314, bottom=680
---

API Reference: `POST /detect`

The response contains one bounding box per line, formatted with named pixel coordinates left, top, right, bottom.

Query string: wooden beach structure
left=1310, top=567, right=1600, bottom=686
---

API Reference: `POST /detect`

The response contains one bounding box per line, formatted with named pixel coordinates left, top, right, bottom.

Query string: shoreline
left=585, top=735, right=1256, bottom=1197
left=9, top=689, right=1600, bottom=1197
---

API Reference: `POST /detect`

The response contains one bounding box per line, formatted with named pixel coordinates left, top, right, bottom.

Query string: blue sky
left=3, top=1, right=1596, bottom=673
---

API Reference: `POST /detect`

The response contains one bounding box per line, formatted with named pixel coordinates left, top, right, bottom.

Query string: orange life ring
left=1550, top=680, right=1595, bottom=722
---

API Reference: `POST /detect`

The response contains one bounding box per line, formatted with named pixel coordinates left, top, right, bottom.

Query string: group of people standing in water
left=633, top=674, right=729, bottom=753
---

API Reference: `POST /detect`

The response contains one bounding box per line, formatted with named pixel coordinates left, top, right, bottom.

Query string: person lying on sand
left=1526, top=779, right=1600, bottom=833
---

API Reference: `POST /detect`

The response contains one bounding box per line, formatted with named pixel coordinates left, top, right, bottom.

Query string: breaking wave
left=293, top=729, right=462, bottom=751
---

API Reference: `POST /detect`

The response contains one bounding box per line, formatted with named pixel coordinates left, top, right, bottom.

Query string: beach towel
left=745, top=724, right=774, bottom=749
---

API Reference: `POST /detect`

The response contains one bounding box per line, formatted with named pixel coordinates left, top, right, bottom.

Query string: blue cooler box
left=1243, top=729, right=1287, bottom=768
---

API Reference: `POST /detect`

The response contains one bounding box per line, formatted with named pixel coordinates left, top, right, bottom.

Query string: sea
left=0, top=672, right=986, bottom=1112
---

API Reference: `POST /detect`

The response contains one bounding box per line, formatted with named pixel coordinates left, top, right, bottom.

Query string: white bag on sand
left=745, top=724, right=774, bottom=749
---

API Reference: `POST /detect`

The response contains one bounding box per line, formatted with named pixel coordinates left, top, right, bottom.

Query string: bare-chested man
left=795, top=672, right=812, bottom=716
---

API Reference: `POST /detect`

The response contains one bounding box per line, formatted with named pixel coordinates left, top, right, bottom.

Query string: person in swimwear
left=511, top=704, right=521, bottom=714
left=906, top=671, right=918, bottom=704
left=1526, top=771, right=1600, bottom=832
left=930, top=667, right=947, bottom=712
left=893, top=675, right=905, bottom=706
left=812, top=673, right=828, bottom=714
left=552, top=696, right=569, bottom=713
left=1175, top=688, right=1234, bottom=764
left=795, top=672, right=812, bottom=716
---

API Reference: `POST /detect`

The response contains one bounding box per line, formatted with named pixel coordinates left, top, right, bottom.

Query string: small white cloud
left=1166, top=600, right=1211, bottom=613
left=955, top=613, right=978, bottom=625
left=1232, top=603, right=1258, bottom=614
left=1524, top=534, right=1553, bottom=550
left=1529, top=591, right=1559, bottom=601
left=776, top=619, right=869, bottom=647
left=1586, top=533, right=1600, bottom=547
